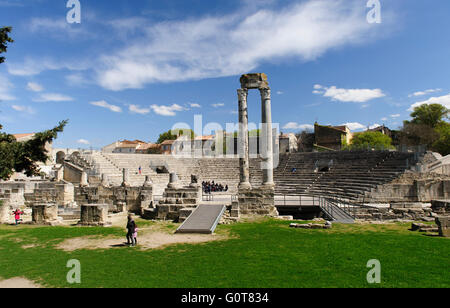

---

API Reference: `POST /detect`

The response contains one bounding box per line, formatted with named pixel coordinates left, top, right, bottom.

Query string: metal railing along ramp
left=176, top=204, right=226, bottom=234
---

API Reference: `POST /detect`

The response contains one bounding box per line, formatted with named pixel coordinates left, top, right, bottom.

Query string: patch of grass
left=0, top=219, right=448, bottom=288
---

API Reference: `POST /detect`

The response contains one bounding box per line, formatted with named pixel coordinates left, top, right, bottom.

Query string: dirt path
left=0, top=277, right=41, bottom=288
left=57, top=231, right=230, bottom=251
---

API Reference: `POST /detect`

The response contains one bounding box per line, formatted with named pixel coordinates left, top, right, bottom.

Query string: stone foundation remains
left=238, top=187, right=278, bottom=216
left=150, top=174, right=201, bottom=222
left=435, top=216, right=450, bottom=237
left=32, top=204, right=59, bottom=225
left=78, top=204, right=111, bottom=226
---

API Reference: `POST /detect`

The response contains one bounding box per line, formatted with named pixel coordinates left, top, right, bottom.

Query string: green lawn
left=0, top=219, right=448, bottom=288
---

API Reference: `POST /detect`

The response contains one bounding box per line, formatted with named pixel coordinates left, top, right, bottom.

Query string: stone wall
left=365, top=179, right=450, bottom=203
left=75, top=185, right=153, bottom=214
left=431, top=200, right=450, bottom=215
left=63, top=162, right=83, bottom=184
left=24, top=182, right=74, bottom=207
left=238, top=187, right=278, bottom=216
left=353, top=203, right=433, bottom=221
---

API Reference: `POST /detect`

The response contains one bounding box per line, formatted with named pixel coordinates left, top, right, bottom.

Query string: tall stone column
left=238, top=88, right=251, bottom=190
left=260, top=88, right=274, bottom=187
left=121, top=168, right=130, bottom=187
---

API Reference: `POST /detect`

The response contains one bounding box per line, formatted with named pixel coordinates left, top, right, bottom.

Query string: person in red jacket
left=13, top=209, right=24, bottom=225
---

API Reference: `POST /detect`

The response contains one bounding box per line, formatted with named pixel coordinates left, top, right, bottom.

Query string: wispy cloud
left=189, top=103, right=201, bottom=108
left=408, top=94, right=450, bottom=111
left=314, top=84, right=385, bottom=103
left=26, top=82, right=43, bottom=92
left=77, top=139, right=90, bottom=145
left=96, top=0, right=386, bottom=91
left=150, top=104, right=185, bottom=116
left=129, top=104, right=151, bottom=115
left=11, top=105, right=35, bottom=114
left=282, top=122, right=314, bottom=131
left=90, top=100, right=122, bottom=113
left=33, top=93, right=74, bottom=102
left=7, top=57, right=88, bottom=77
left=0, top=74, right=16, bottom=101
left=408, top=88, right=442, bottom=97
left=212, top=103, right=225, bottom=108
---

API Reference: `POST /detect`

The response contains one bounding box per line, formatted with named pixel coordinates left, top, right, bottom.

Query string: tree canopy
left=0, top=26, right=13, bottom=64
left=0, top=121, right=68, bottom=180
left=348, top=131, right=393, bottom=150
left=406, top=103, right=449, bottom=128
left=400, top=103, right=449, bottom=155
left=156, top=129, right=195, bottom=144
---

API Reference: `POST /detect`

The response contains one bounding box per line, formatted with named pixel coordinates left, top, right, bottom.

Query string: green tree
left=0, top=26, right=13, bottom=64
left=407, top=103, right=449, bottom=128
left=399, top=103, right=449, bottom=154
left=0, top=121, right=67, bottom=180
left=0, top=27, right=67, bottom=180
left=349, top=131, right=393, bottom=150
left=156, top=129, right=195, bottom=144
left=432, top=122, right=450, bottom=156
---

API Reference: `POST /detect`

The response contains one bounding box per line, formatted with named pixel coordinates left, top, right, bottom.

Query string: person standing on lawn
left=13, top=209, right=24, bottom=225
left=126, top=214, right=136, bottom=246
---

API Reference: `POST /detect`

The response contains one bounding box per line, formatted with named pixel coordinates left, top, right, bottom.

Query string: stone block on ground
left=435, top=216, right=450, bottom=237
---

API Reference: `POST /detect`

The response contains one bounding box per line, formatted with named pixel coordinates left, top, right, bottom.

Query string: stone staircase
left=77, top=151, right=418, bottom=200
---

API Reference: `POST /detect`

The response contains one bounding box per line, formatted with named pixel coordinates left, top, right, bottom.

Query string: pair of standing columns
left=238, top=88, right=274, bottom=189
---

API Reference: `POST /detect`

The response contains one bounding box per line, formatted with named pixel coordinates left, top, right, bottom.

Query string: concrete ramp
left=176, top=204, right=226, bottom=234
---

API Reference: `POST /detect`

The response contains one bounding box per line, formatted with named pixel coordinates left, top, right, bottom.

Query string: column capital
left=260, top=87, right=271, bottom=100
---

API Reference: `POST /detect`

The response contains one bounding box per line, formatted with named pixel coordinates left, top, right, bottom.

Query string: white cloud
left=129, top=104, right=151, bottom=115
left=96, top=0, right=384, bottom=91
left=150, top=104, right=185, bottom=116
left=11, top=105, right=35, bottom=114
left=77, top=139, right=90, bottom=145
left=341, top=122, right=366, bottom=131
left=369, top=124, right=381, bottom=129
left=381, top=117, right=388, bottom=121
left=26, top=82, right=43, bottom=92
left=212, top=103, right=225, bottom=108
left=0, top=74, right=16, bottom=101
left=314, top=85, right=386, bottom=103
left=7, top=57, right=88, bottom=77
left=282, top=122, right=314, bottom=131
left=276, top=91, right=284, bottom=95
left=189, top=103, right=201, bottom=108
left=390, top=114, right=400, bottom=118
left=33, top=93, right=74, bottom=102
left=90, top=100, right=122, bottom=113
left=408, top=94, right=450, bottom=112
left=65, top=73, right=89, bottom=87
left=409, top=88, right=442, bottom=97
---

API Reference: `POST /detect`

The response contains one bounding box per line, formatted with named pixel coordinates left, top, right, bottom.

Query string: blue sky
left=0, top=0, right=449, bottom=149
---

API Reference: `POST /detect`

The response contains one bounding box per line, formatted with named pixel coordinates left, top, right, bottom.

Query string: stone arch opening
left=56, top=151, right=66, bottom=164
